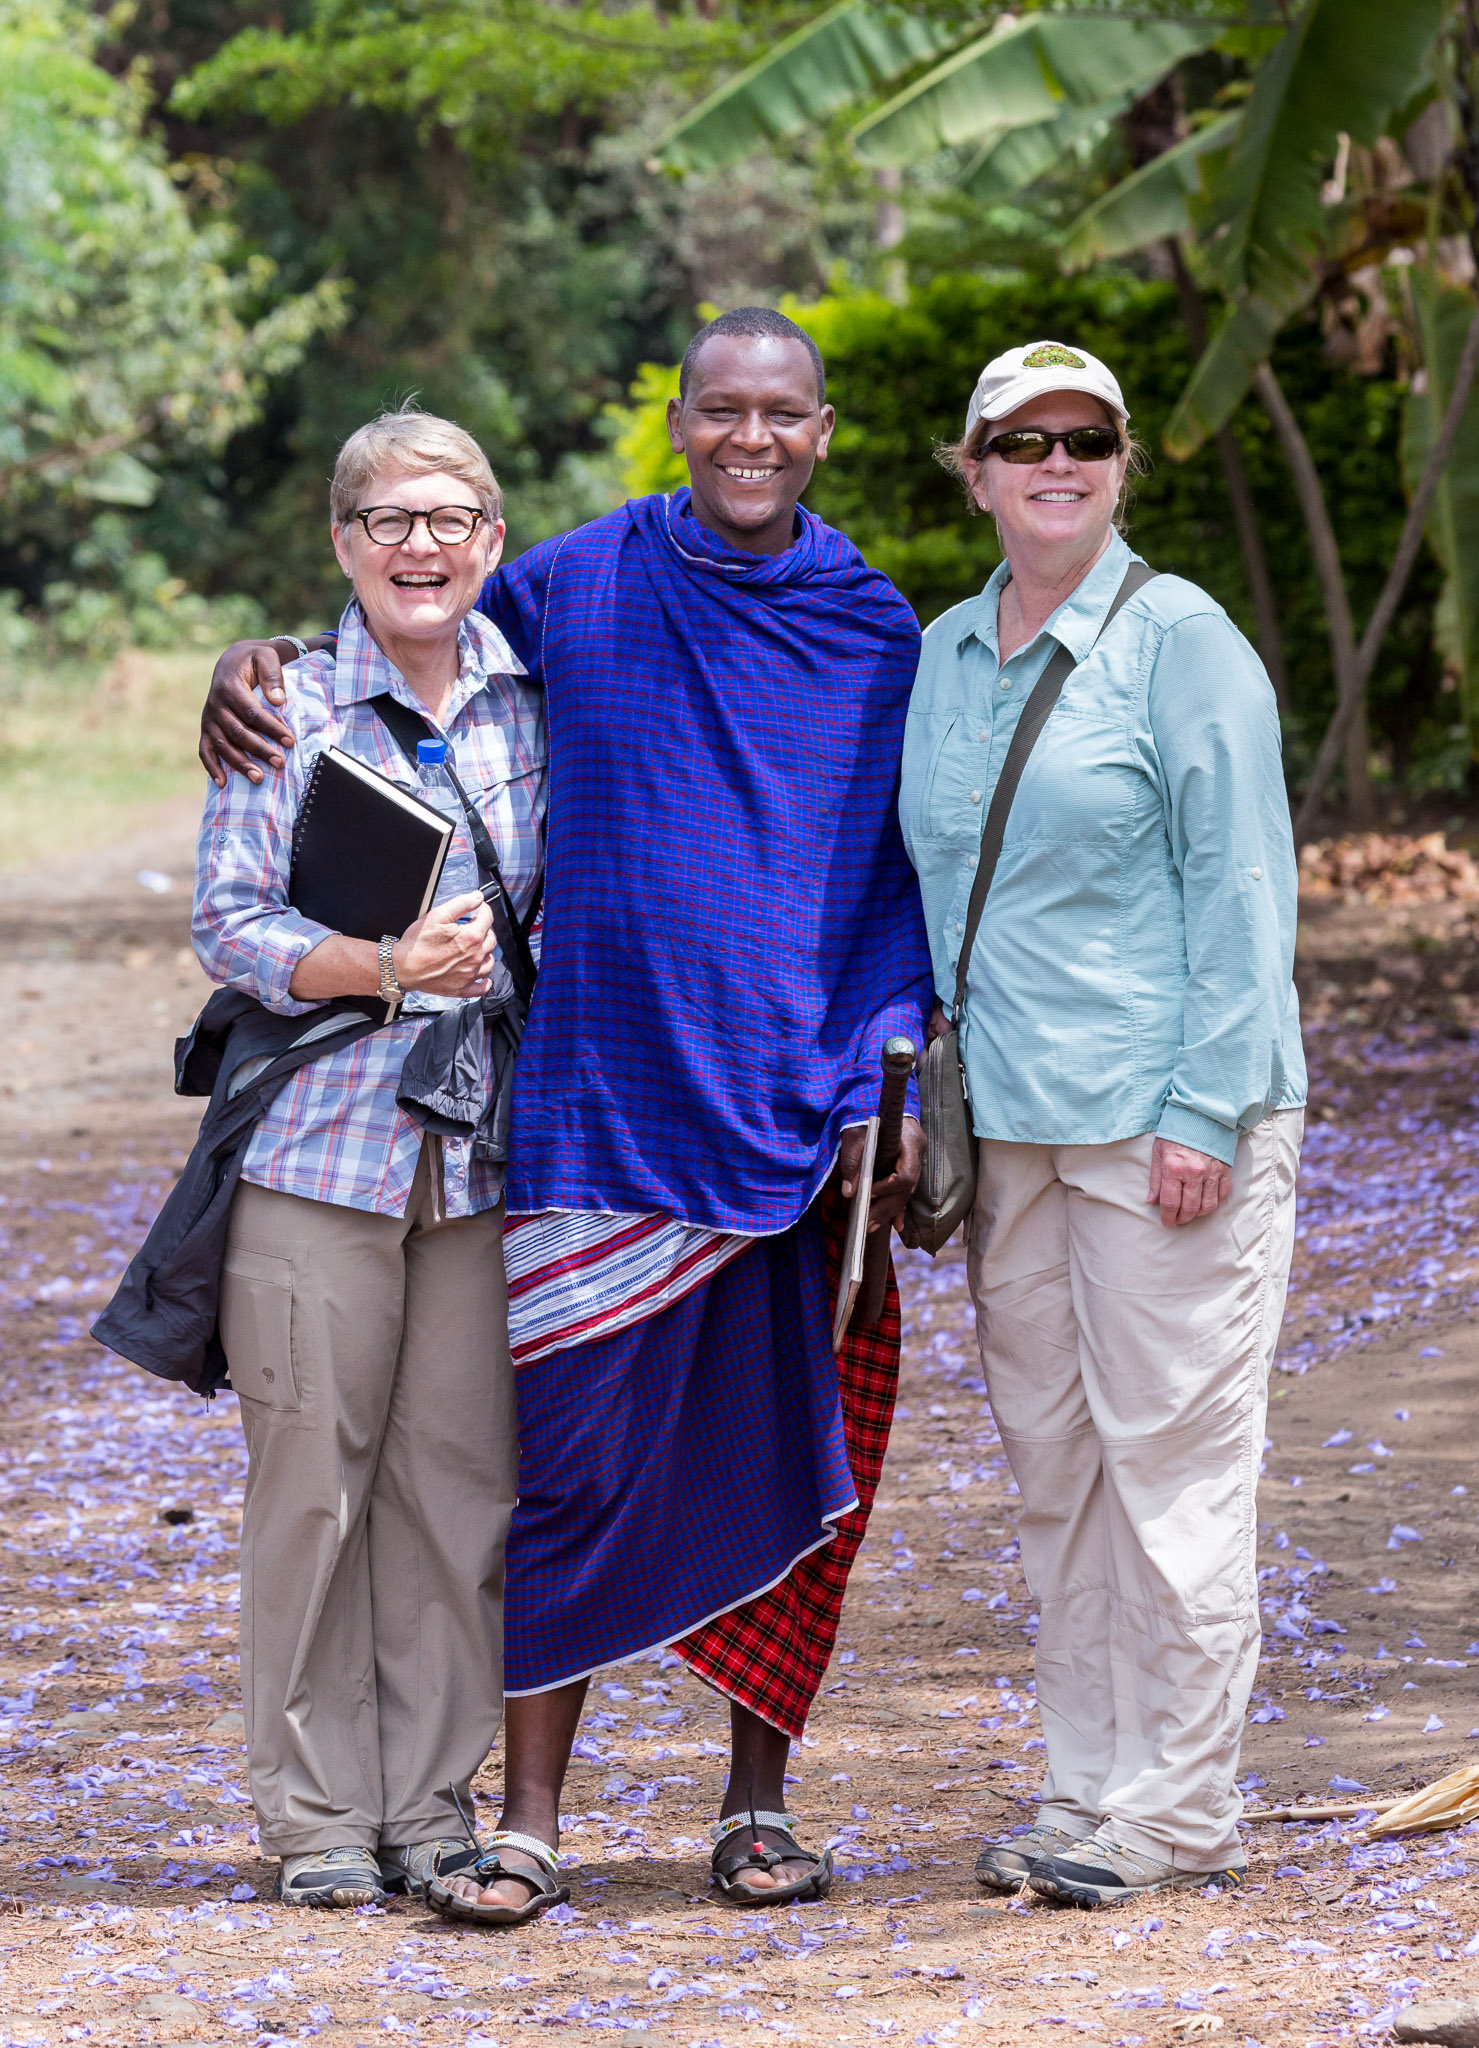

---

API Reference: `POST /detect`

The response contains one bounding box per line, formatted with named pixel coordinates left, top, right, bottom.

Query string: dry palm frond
left=1245, top=1798, right=1397, bottom=1823
left=1366, top=1763, right=1479, bottom=1838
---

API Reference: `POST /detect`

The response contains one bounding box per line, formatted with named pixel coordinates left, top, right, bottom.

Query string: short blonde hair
left=330, top=402, right=503, bottom=527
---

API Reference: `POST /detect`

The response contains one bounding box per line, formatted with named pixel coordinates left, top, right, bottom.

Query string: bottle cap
left=416, top=738, right=447, bottom=765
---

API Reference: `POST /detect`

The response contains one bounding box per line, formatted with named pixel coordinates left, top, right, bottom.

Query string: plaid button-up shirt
left=192, top=601, right=546, bottom=1218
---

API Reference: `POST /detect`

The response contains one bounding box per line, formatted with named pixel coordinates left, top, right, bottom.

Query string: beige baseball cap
left=965, top=340, right=1129, bottom=439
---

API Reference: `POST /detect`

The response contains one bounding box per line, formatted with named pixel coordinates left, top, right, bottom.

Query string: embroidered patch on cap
left=1023, top=343, right=1085, bottom=370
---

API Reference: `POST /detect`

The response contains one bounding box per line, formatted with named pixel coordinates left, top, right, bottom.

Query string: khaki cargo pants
left=219, top=1143, right=517, bottom=1858
left=967, top=1114, right=1302, bottom=1870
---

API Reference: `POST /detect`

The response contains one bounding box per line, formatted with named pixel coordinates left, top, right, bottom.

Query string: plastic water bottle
left=405, top=737, right=482, bottom=1012
left=415, top=738, right=481, bottom=910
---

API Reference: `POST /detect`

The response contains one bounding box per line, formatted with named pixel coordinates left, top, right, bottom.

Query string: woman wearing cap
left=899, top=342, right=1304, bottom=1907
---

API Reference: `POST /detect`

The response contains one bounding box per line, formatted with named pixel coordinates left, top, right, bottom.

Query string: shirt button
left=969, top=790, right=981, bottom=804
left=1250, top=866, right=1263, bottom=880
left=1000, top=679, right=1012, bottom=690
left=978, top=728, right=989, bottom=743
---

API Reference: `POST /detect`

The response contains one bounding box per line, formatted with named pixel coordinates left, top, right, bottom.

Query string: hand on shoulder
left=200, top=636, right=326, bottom=787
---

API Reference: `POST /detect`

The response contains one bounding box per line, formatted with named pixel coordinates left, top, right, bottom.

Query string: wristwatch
left=377, top=935, right=404, bottom=1006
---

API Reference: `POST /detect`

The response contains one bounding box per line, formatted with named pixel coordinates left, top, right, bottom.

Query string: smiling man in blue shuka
left=198, top=308, right=933, bottom=1921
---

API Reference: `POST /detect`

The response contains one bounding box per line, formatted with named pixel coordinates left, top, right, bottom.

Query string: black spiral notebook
left=289, top=747, right=453, bottom=1016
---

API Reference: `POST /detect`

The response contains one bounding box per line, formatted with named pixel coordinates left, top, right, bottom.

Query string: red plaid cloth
left=676, top=1198, right=901, bottom=1738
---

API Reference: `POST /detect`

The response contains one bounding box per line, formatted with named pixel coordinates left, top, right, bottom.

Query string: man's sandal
left=426, top=1828, right=571, bottom=1927
left=711, top=1808, right=834, bottom=1909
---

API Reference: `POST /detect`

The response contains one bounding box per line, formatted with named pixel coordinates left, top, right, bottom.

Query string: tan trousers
left=967, top=1114, right=1302, bottom=1869
left=219, top=1146, right=517, bottom=1857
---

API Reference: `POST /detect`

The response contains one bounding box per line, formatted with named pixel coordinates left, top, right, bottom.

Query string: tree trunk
left=1293, top=295, right=1479, bottom=838
left=874, top=165, right=905, bottom=303
left=1253, top=361, right=1373, bottom=828
left=1125, top=74, right=1184, bottom=168
left=1168, top=242, right=1289, bottom=710
left=1343, top=698, right=1373, bottom=829
left=874, top=164, right=904, bottom=251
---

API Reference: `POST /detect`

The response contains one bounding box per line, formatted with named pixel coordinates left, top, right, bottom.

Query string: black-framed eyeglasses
left=982, top=426, right=1123, bottom=464
left=350, top=504, right=487, bottom=545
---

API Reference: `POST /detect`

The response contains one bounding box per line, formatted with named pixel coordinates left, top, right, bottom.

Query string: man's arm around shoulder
left=199, top=635, right=331, bottom=787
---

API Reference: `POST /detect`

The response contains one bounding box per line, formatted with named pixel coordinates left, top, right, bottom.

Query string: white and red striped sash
left=502, top=1209, right=752, bottom=1367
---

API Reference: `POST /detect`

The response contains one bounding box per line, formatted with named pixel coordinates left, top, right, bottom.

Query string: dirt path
left=3, top=822, right=1479, bottom=2046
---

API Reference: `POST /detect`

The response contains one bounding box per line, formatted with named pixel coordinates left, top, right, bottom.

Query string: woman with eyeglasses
left=191, top=405, right=544, bottom=1908
left=899, top=343, right=1304, bottom=1909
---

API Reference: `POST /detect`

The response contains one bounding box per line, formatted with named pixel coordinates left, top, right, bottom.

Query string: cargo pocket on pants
left=220, top=1247, right=302, bottom=1414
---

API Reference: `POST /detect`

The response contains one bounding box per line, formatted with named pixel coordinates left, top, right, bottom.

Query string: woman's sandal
left=711, top=1806, right=834, bottom=1909
left=425, top=1793, right=571, bottom=1928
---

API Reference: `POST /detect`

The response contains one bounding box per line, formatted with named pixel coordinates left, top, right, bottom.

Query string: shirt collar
left=956, top=530, right=1134, bottom=664
left=331, top=597, right=527, bottom=725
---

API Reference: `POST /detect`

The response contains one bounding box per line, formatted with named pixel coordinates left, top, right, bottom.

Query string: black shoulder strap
left=369, top=693, right=539, bottom=1008
left=951, top=561, right=1159, bottom=1022
left=370, top=691, right=435, bottom=767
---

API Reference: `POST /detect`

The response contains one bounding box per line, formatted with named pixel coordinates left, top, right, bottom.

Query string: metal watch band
left=377, top=935, right=403, bottom=1004
left=279, top=634, right=310, bottom=661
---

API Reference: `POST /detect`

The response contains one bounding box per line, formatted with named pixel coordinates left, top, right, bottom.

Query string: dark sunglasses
left=351, top=504, right=486, bottom=545
left=982, top=426, right=1123, bottom=464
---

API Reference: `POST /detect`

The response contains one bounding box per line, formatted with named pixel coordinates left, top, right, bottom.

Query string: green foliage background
left=0, top=0, right=871, bottom=639
left=0, top=0, right=1460, bottom=801
left=0, top=0, right=350, bottom=650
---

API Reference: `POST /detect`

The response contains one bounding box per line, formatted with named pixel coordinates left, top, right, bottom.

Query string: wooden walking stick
left=852, top=1035, right=918, bottom=1332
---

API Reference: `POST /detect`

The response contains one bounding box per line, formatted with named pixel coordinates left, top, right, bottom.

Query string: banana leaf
left=960, top=96, right=1131, bottom=207
left=1204, top=0, right=1445, bottom=304
left=659, top=0, right=955, bottom=172
left=1403, top=268, right=1479, bottom=747
left=1062, top=113, right=1240, bottom=268
left=851, top=15, right=1219, bottom=167
left=1162, top=281, right=1314, bottom=459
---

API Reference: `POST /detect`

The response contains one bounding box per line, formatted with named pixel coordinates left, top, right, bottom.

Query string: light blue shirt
left=899, top=532, right=1305, bottom=1166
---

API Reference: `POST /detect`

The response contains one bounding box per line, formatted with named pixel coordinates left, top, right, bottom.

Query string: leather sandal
left=424, top=1786, right=572, bottom=1928
left=427, top=1828, right=570, bottom=1926
left=711, top=1806, right=834, bottom=1909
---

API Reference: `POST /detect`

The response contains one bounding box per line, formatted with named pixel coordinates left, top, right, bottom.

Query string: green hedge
left=615, top=273, right=1452, bottom=792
